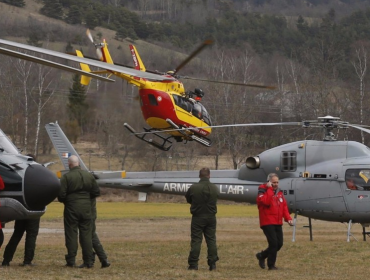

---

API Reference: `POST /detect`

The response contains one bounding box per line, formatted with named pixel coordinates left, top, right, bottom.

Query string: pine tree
left=66, top=5, right=82, bottom=24
left=40, top=0, right=63, bottom=20
left=67, top=74, right=89, bottom=132
left=1, top=0, right=25, bottom=7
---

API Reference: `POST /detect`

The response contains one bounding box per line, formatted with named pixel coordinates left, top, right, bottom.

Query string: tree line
left=1, top=1, right=370, bottom=171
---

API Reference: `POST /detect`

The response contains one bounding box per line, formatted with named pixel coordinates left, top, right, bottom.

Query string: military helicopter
left=0, top=128, right=61, bottom=223
left=0, top=34, right=273, bottom=151
left=46, top=116, right=370, bottom=241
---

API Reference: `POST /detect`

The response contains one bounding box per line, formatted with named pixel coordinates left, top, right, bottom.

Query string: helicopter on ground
left=0, top=128, right=61, bottom=223
left=0, top=32, right=273, bottom=151
left=46, top=116, right=370, bottom=241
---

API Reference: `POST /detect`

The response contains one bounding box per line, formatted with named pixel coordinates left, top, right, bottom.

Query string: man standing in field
left=185, top=167, right=219, bottom=271
left=256, top=173, right=293, bottom=270
left=58, top=155, right=100, bottom=268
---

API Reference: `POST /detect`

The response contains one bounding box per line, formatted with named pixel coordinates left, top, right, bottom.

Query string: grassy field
left=1, top=202, right=370, bottom=279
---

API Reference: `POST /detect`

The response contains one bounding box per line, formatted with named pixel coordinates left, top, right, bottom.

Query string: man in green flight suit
left=91, top=197, right=110, bottom=268
left=58, top=155, right=100, bottom=268
left=185, top=167, right=219, bottom=271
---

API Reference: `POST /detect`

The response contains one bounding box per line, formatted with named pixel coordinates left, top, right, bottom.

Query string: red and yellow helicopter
left=0, top=31, right=274, bottom=151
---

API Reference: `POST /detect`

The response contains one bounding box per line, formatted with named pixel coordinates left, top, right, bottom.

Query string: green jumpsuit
left=185, top=177, right=219, bottom=267
left=90, top=198, right=108, bottom=265
left=58, top=166, right=100, bottom=266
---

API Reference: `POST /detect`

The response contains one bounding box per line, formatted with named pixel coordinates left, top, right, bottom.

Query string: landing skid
left=124, top=123, right=173, bottom=151
left=166, top=118, right=212, bottom=147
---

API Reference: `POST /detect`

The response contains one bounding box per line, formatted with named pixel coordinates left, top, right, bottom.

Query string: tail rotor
left=86, top=29, right=103, bottom=60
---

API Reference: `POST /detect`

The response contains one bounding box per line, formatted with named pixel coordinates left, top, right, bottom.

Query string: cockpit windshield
left=173, top=95, right=212, bottom=126
left=0, top=129, right=19, bottom=154
left=345, top=169, right=370, bottom=191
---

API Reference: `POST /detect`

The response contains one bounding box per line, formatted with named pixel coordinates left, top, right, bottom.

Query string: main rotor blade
left=181, top=76, right=276, bottom=89
left=132, top=122, right=302, bottom=136
left=173, top=39, right=213, bottom=75
left=347, top=124, right=370, bottom=134
left=0, top=47, right=115, bottom=83
left=0, top=39, right=175, bottom=82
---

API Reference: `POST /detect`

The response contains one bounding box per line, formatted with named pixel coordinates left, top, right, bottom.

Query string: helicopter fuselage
left=118, top=71, right=212, bottom=138
left=97, top=139, right=370, bottom=224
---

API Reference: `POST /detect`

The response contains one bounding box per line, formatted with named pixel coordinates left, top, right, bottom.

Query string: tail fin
left=129, top=45, right=146, bottom=71
left=75, top=50, right=92, bottom=86
left=101, top=39, right=114, bottom=64
left=45, top=122, right=88, bottom=171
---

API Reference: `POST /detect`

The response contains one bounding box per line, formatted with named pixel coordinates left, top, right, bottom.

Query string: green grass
left=43, top=202, right=259, bottom=220
left=4, top=202, right=370, bottom=280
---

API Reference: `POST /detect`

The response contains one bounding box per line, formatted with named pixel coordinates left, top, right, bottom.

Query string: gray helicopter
left=0, top=128, right=61, bottom=223
left=46, top=116, right=370, bottom=241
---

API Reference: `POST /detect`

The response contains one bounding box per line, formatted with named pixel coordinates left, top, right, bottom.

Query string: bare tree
left=352, top=43, right=368, bottom=144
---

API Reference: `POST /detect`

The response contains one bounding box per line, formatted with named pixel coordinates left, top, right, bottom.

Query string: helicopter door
left=293, top=178, right=347, bottom=219
left=342, top=169, right=370, bottom=212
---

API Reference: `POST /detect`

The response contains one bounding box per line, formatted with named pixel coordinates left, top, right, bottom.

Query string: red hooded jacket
left=256, top=183, right=292, bottom=227
left=0, top=176, right=4, bottom=229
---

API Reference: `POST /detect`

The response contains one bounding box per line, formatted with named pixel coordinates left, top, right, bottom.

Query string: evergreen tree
left=67, top=74, right=89, bottom=132
left=0, top=0, right=25, bottom=7
left=85, top=10, right=100, bottom=30
left=40, top=0, right=63, bottom=20
left=66, top=5, right=82, bottom=24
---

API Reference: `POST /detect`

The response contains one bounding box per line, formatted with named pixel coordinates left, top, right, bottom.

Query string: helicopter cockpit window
left=0, top=130, right=19, bottom=154
left=148, top=94, right=158, bottom=106
left=345, top=169, right=370, bottom=191
left=172, top=95, right=212, bottom=126
left=281, top=151, right=297, bottom=172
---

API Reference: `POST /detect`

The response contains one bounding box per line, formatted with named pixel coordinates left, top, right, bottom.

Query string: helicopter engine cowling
left=246, top=156, right=260, bottom=169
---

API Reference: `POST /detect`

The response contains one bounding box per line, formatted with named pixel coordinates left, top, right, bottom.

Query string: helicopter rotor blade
left=173, top=39, right=213, bottom=75
left=180, top=76, right=276, bottom=89
left=86, top=29, right=94, bottom=43
left=86, top=29, right=103, bottom=59
left=347, top=124, right=370, bottom=134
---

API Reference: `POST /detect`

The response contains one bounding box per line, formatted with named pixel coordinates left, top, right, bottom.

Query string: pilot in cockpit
left=346, top=179, right=364, bottom=190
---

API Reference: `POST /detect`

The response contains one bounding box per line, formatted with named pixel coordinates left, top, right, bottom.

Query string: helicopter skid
left=166, top=119, right=212, bottom=147
left=124, top=123, right=173, bottom=151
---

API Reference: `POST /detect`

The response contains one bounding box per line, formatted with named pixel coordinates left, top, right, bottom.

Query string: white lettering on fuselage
left=219, top=185, right=245, bottom=195
left=163, top=183, right=192, bottom=193
left=163, top=183, right=247, bottom=195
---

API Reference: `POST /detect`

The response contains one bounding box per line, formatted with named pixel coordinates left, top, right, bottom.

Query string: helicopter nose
left=23, top=164, right=61, bottom=210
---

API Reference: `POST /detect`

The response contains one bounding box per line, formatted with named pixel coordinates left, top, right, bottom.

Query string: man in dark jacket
left=2, top=218, right=40, bottom=266
left=2, top=154, right=40, bottom=267
left=185, top=167, right=219, bottom=271
left=58, top=155, right=100, bottom=268
left=256, top=173, right=293, bottom=270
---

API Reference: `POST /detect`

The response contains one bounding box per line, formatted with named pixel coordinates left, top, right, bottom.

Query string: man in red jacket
left=256, top=173, right=293, bottom=270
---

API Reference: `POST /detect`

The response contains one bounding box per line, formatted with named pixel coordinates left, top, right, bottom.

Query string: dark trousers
left=261, top=225, right=283, bottom=268
left=0, top=229, right=3, bottom=249
left=3, top=219, right=40, bottom=264
left=92, top=221, right=107, bottom=263
left=188, top=216, right=218, bottom=266
left=64, top=206, right=93, bottom=266
left=80, top=220, right=107, bottom=263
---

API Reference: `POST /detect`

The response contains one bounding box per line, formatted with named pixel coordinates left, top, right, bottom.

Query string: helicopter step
left=124, top=123, right=173, bottom=151
left=166, top=118, right=212, bottom=147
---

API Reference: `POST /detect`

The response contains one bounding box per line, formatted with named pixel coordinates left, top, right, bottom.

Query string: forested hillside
left=2, top=0, right=370, bottom=171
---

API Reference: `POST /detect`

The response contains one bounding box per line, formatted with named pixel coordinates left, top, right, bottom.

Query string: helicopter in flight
left=46, top=116, right=370, bottom=241
left=0, top=128, right=61, bottom=223
left=0, top=32, right=273, bottom=151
